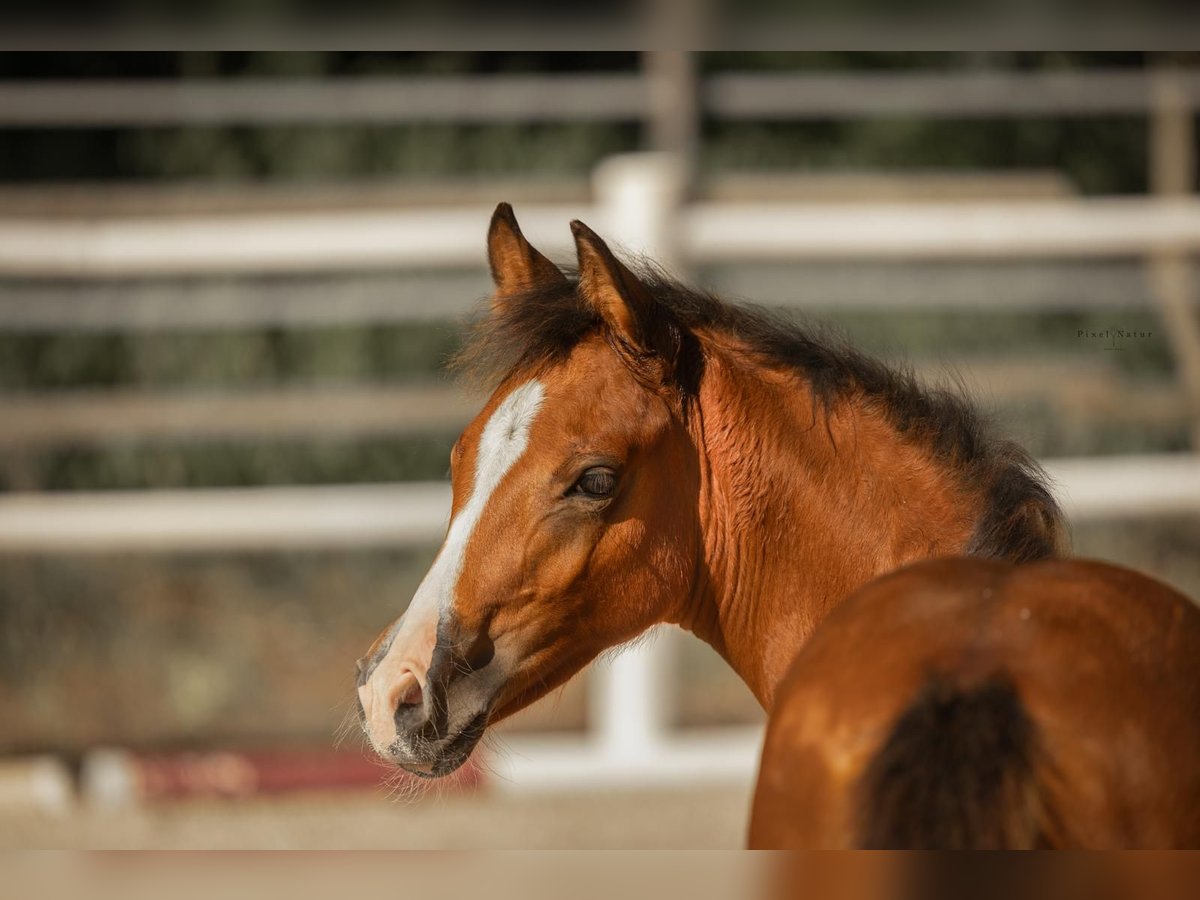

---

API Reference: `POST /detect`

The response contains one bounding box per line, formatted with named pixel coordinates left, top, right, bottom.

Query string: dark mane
left=451, top=265, right=1066, bottom=562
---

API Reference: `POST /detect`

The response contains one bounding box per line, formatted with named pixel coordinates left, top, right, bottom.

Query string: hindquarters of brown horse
left=748, top=557, right=1200, bottom=849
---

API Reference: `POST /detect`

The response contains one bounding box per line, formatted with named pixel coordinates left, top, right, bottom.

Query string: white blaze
left=359, top=380, right=545, bottom=749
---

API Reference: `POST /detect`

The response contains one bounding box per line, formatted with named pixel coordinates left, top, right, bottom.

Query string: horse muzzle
left=356, top=616, right=498, bottom=777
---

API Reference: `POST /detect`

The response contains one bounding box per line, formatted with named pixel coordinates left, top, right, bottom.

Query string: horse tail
left=856, top=674, right=1047, bottom=849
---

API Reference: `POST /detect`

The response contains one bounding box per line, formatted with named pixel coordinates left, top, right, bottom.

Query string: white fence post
left=588, top=153, right=688, bottom=760
left=593, top=152, right=688, bottom=271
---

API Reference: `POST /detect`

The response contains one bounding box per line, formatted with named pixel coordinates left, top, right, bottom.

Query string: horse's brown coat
left=749, top=558, right=1200, bottom=849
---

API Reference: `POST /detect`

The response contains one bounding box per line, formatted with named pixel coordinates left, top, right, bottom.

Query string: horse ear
left=571, top=219, right=676, bottom=372
left=487, top=203, right=567, bottom=306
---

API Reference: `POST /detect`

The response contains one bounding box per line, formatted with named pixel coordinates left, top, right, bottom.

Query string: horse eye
left=571, top=467, right=616, bottom=499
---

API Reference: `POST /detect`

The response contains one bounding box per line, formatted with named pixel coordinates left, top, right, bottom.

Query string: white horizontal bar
left=685, top=198, right=1200, bottom=261
left=1043, top=453, right=1200, bottom=520
left=488, top=728, right=764, bottom=793
left=0, top=205, right=594, bottom=278
left=0, top=455, right=1195, bottom=554
left=0, top=482, right=451, bottom=553
left=6, top=198, right=1200, bottom=279
left=0, top=76, right=647, bottom=127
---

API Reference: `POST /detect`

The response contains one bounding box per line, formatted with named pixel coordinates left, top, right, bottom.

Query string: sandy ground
left=0, top=784, right=753, bottom=849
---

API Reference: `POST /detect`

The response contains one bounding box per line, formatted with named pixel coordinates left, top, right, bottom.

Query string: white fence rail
left=1, top=456, right=1198, bottom=555
left=7, top=197, right=1200, bottom=278
left=0, top=482, right=449, bottom=553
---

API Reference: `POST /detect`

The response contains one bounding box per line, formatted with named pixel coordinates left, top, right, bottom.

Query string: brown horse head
left=355, top=204, right=702, bottom=776
left=356, top=202, right=1067, bottom=778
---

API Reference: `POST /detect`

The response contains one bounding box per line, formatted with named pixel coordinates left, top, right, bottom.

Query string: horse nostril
left=397, top=678, right=423, bottom=708
left=392, top=672, right=430, bottom=736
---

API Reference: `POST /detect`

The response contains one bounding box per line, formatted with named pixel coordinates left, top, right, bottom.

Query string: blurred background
left=1, top=50, right=1200, bottom=848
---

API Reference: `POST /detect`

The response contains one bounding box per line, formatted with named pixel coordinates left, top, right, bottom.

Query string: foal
left=355, top=204, right=1198, bottom=845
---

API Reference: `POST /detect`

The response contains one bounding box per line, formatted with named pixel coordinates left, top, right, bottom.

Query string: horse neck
left=680, top=343, right=981, bottom=709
